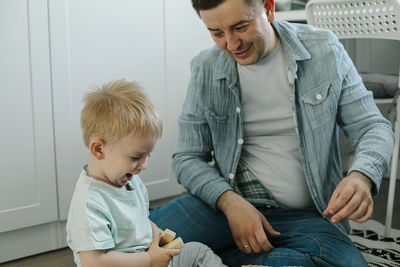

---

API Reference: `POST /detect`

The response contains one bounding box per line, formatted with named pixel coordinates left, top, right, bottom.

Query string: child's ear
left=89, top=139, right=105, bottom=160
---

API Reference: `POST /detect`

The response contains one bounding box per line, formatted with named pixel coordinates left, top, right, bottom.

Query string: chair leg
left=384, top=100, right=400, bottom=237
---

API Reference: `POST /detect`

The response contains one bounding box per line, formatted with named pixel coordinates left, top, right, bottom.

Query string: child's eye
left=131, top=157, right=140, bottom=161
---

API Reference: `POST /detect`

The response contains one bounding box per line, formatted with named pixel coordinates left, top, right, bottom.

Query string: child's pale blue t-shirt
left=66, top=165, right=152, bottom=266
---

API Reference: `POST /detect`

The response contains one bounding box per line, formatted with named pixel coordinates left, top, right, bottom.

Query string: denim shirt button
left=316, top=93, right=323, bottom=100
left=229, top=173, right=234, bottom=179
left=287, top=71, right=294, bottom=84
left=236, top=107, right=241, bottom=113
left=238, top=138, right=244, bottom=145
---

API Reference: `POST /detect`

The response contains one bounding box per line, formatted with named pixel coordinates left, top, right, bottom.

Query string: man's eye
left=235, top=25, right=248, bottom=32
left=131, top=157, right=140, bottom=161
left=213, top=32, right=224, bottom=38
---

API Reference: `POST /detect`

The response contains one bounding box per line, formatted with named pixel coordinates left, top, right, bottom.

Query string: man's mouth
left=232, top=45, right=251, bottom=58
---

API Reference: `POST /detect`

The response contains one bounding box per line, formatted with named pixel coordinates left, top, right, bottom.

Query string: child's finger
left=166, top=248, right=181, bottom=257
left=151, top=231, right=162, bottom=244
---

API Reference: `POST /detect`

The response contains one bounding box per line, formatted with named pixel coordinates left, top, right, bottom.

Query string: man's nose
left=226, top=33, right=241, bottom=51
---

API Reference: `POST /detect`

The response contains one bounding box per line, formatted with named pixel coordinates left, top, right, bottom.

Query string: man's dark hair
left=192, top=0, right=264, bottom=16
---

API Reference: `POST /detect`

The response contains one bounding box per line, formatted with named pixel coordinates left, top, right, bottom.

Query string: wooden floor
left=1, top=179, right=399, bottom=267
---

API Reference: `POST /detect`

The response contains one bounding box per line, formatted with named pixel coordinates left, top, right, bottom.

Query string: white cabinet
left=0, top=0, right=58, bottom=233
left=48, top=0, right=185, bottom=220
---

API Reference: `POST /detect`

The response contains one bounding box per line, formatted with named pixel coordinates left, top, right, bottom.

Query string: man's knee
left=307, top=234, right=367, bottom=267
left=328, top=245, right=367, bottom=267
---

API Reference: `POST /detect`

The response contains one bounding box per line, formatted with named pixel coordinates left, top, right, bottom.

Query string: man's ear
left=89, top=138, right=105, bottom=160
left=265, top=0, right=275, bottom=22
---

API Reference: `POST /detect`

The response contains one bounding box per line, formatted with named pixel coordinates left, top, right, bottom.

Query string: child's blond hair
left=81, top=79, right=162, bottom=147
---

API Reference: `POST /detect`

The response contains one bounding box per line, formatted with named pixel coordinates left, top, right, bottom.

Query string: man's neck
left=262, top=26, right=279, bottom=60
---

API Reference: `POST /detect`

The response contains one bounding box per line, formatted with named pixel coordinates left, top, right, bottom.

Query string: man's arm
left=172, top=61, right=232, bottom=208
left=326, top=39, right=395, bottom=224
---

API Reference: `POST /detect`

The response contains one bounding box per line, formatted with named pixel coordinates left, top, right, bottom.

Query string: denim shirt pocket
left=205, top=108, right=233, bottom=145
left=300, top=82, right=337, bottom=129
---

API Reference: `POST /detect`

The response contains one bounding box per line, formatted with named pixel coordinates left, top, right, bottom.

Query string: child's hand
left=148, top=230, right=180, bottom=267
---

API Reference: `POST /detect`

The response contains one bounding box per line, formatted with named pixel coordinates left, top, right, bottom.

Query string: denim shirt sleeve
left=172, top=57, right=233, bottom=209
left=334, top=40, right=395, bottom=195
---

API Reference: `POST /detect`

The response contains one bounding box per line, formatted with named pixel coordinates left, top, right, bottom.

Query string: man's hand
left=323, top=171, right=373, bottom=224
left=216, top=190, right=280, bottom=254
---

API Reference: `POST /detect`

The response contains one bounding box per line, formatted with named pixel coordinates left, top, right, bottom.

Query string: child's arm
left=79, top=250, right=151, bottom=267
left=79, top=230, right=180, bottom=267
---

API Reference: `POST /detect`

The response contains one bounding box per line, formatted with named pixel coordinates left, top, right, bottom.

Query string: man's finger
left=248, top=236, right=260, bottom=253
left=323, top=186, right=341, bottom=216
left=255, top=227, right=274, bottom=252
left=261, top=215, right=280, bottom=237
left=345, top=200, right=368, bottom=221
left=354, top=203, right=373, bottom=223
left=330, top=194, right=361, bottom=223
left=328, top=186, right=356, bottom=216
left=235, top=237, right=250, bottom=253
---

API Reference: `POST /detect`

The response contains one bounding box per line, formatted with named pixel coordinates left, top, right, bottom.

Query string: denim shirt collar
left=273, top=20, right=311, bottom=85
left=214, top=20, right=311, bottom=83
left=215, top=49, right=237, bottom=84
left=272, top=20, right=311, bottom=61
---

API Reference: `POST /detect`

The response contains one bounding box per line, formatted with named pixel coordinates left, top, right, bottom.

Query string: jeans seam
left=266, top=252, right=313, bottom=259
left=304, top=234, right=326, bottom=258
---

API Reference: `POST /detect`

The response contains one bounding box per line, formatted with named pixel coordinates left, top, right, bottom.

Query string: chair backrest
left=305, top=0, right=400, bottom=40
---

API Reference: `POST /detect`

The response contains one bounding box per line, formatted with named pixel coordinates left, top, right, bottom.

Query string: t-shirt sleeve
left=67, top=198, right=115, bottom=252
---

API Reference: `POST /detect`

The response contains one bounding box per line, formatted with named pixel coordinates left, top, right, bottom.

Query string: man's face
left=200, top=0, right=277, bottom=66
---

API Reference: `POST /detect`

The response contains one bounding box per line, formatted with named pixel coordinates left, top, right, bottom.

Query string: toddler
left=66, top=79, right=226, bottom=267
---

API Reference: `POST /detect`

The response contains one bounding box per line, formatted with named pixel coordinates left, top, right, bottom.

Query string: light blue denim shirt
left=172, top=20, right=395, bottom=232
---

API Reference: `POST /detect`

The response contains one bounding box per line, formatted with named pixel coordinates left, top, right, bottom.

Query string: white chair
left=305, top=0, right=400, bottom=237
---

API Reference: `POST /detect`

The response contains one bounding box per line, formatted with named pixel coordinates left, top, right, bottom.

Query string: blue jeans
left=149, top=194, right=367, bottom=267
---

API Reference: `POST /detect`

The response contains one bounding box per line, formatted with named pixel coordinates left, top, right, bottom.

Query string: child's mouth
left=126, top=173, right=133, bottom=180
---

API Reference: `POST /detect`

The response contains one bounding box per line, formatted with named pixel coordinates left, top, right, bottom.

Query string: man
left=150, top=0, right=395, bottom=266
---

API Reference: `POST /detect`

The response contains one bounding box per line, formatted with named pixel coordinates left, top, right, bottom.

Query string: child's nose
left=137, top=157, right=147, bottom=170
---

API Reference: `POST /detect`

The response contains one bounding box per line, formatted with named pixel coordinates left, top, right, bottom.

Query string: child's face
left=99, top=133, right=157, bottom=188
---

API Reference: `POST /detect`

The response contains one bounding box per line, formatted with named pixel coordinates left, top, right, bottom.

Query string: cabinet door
left=0, top=0, right=58, bottom=232
left=49, top=0, right=185, bottom=220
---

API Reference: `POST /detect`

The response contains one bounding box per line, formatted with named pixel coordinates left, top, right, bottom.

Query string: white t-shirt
left=237, top=41, right=314, bottom=209
left=66, top=165, right=152, bottom=267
